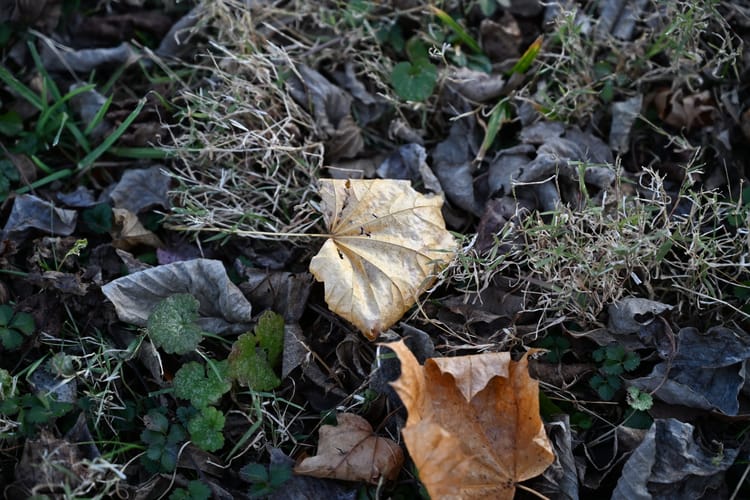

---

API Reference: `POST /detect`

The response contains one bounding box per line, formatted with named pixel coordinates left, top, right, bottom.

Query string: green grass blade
left=509, top=35, right=543, bottom=75
left=36, top=83, right=95, bottom=136
left=477, top=98, right=511, bottom=162
left=0, top=65, right=43, bottom=110
left=5, top=167, right=74, bottom=201
left=77, top=97, right=146, bottom=171
left=108, top=147, right=172, bottom=159
left=430, top=6, right=482, bottom=54
left=84, top=93, right=113, bottom=136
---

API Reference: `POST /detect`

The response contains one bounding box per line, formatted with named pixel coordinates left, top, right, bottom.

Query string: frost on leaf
left=294, top=412, right=404, bottom=484
left=309, top=179, right=457, bottom=340
left=173, top=361, right=231, bottom=409
left=388, top=340, right=555, bottom=500
left=147, top=294, right=205, bottom=355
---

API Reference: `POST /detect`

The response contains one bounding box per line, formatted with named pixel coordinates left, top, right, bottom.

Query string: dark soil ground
left=2, top=1, right=750, bottom=499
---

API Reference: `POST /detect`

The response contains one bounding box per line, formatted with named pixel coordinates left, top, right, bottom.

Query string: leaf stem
left=164, top=225, right=330, bottom=239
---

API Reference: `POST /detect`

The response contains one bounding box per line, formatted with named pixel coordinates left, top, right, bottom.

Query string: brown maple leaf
left=388, top=340, right=555, bottom=499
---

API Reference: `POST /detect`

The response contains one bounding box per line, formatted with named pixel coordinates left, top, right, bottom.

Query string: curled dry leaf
left=294, top=413, right=404, bottom=484
left=388, top=340, right=555, bottom=500
left=309, top=179, right=457, bottom=340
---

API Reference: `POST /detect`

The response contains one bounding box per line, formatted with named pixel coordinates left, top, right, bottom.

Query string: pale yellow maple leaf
left=309, top=179, right=456, bottom=340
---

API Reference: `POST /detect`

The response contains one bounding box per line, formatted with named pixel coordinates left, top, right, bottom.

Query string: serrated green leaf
left=592, top=347, right=606, bottom=363
left=240, top=463, right=269, bottom=483
left=0, top=305, right=12, bottom=326
left=188, top=406, right=225, bottom=452
left=228, top=333, right=281, bottom=391
left=268, top=463, right=293, bottom=487
left=167, top=423, right=187, bottom=445
left=144, top=408, right=169, bottom=433
left=0, top=328, right=24, bottom=350
left=9, top=311, right=34, bottom=335
left=81, top=203, right=113, bottom=234
left=601, top=360, right=624, bottom=376
left=391, top=61, right=437, bottom=102
left=255, top=310, right=284, bottom=367
left=605, top=344, right=625, bottom=361
left=147, top=294, right=205, bottom=355
left=626, top=386, right=653, bottom=411
left=187, top=481, right=212, bottom=500
left=622, top=352, right=641, bottom=372
left=173, top=361, right=231, bottom=409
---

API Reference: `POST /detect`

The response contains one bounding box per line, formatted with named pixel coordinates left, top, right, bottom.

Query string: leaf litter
left=2, top=0, right=750, bottom=497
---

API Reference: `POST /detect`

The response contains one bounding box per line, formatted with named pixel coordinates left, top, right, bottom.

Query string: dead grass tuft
left=163, top=1, right=326, bottom=240
left=449, top=164, right=750, bottom=331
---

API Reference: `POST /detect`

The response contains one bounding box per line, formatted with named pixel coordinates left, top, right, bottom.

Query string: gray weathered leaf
left=610, top=95, right=643, bottom=153
left=444, top=66, right=506, bottom=102
left=101, top=259, right=252, bottom=334
left=3, top=195, right=77, bottom=235
left=432, top=118, right=482, bottom=215
left=40, top=41, right=136, bottom=73
left=612, top=418, right=738, bottom=499
left=110, top=166, right=170, bottom=214
left=608, top=297, right=672, bottom=335
left=287, top=65, right=363, bottom=160
left=630, top=327, right=750, bottom=415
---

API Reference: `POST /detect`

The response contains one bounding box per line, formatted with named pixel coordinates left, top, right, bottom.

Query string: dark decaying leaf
left=537, top=416, right=580, bottom=500
left=69, top=83, right=110, bottom=140
left=331, top=62, right=388, bottom=125
left=431, top=118, right=482, bottom=215
left=607, top=297, right=672, bottom=335
left=156, top=5, right=204, bottom=58
left=612, top=418, right=738, bottom=500
left=3, top=194, right=77, bottom=235
left=109, top=166, right=170, bottom=214
left=630, top=327, right=750, bottom=415
left=376, top=143, right=442, bottom=194
left=101, top=258, right=253, bottom=334
left=265, top=448, right=357, bottom=500
left=238, top=268, right=313, bottom=323
left=56, top=186, right=98, bottom=208
left=479, top=13, right=522, bottom=63
left=445, top=66, right=506, bottom=102
left=40, top=41, right=136, bottom=73
left=287, top=65, right=363, bottom=160
left=609, top=95, right=643, bottom=153
left=596, top=0, right=650, bottom=41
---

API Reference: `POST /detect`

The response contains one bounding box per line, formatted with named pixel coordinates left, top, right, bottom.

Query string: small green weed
left=173, top=361, right=231, bottom=409
left=537, top=334, right=571, bottom=363
left=147, top=294, right=207, bottom=354
left=241, top=462, right=293, bottom=498
left=169, top=480, right=212, bottom=500
left=227, top=310, right=284, bottom=391
left=589, top=344, right=641, bottom=400
left=140, top=408, right=187, bottom=473
left=0, top=305, right=34, bottom=350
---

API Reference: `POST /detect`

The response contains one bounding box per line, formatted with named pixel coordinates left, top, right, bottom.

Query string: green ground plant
left=0, top=305, right=34, bottom=350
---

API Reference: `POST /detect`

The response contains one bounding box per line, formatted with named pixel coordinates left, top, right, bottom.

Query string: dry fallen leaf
left=388, top=340, right=555, bottom=500
left=309, top=179, right=456, bottom=340
left=294, top=412, right=404, bottom=484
